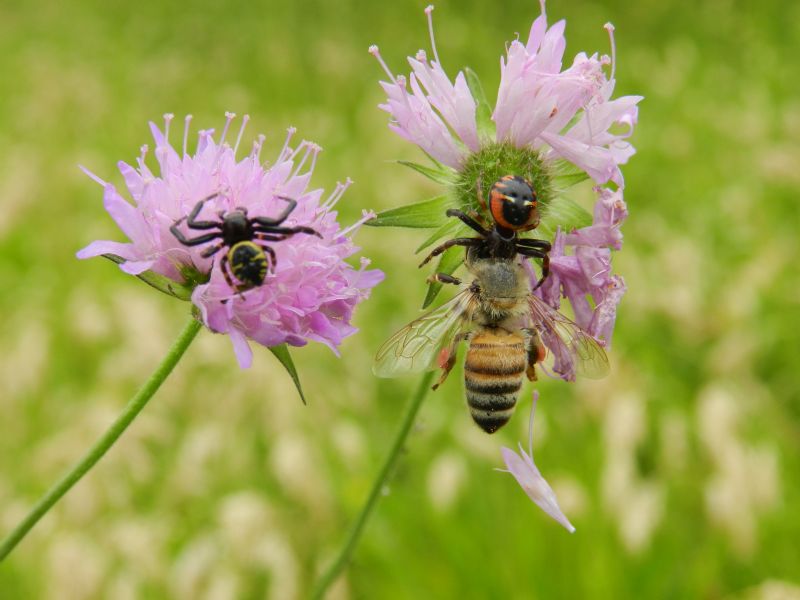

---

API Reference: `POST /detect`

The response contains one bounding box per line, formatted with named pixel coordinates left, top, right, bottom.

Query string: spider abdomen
left=228, top=241, right=268, bottom=288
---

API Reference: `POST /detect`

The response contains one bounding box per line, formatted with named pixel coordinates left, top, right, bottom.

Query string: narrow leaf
left=551, top=159, right=590, bottom=191
left=398, top=160, right=457, bottom=185
left=268, top=344, right=307, bottom=405
left=464, top=68, right=496, bottom=143
left=102, top=254, right=194, bottom=301
left=367, top=195, right=457, bottom=229
left=538, top=196, right=593, bottom=239
left=415, top=218, right=463, bottom=254
left=422, top=245, right=463, bottom=309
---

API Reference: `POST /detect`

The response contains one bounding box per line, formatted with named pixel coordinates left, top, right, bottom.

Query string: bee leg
left=525, top=329, right=546, bottom=381
left=432, top=333, right=468, bottom=390
left=426, top=272, right=462, bottom=286
left=419, top=237, right=482, bottom=267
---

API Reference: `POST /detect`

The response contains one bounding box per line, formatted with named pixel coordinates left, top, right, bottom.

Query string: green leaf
left=366, top=195, right=457, bottom=229
left=422, top=245, right=463, bottom=309
left=102, top=254, right=195, bottom=301
left=538, top=196, right=593, bottom=239
left=398, top=160, right=457, bottom=185
left=551, top=159, right=590, bottom=191
left=268, top=344, right=307, bottom=405
left=464, top=68, right=495, bottom=143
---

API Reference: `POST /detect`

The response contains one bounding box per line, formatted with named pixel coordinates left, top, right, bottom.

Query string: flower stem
left=311, top=371, right=434, bottom=598
left=0, top=316, right=202, bottom=562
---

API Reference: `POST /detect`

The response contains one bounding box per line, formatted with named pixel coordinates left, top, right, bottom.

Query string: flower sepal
left=101, top=253, right=200, bottom=301
left=268, top=344, right=307, bottom=405
left=397, top=160, right=457, bottom=186
left=367, top=194, right=457, bottom=228
left=463, top=68, right=495, bottom=144
left=537, top=196, right=593, bottom=239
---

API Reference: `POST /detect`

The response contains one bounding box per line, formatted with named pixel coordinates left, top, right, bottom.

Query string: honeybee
left=373, top=175, right=609, bottom=433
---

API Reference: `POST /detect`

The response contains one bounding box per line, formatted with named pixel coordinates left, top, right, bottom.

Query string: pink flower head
left=536, top=187, right=627, bottom=346
left=371, top=2, right=642, bottom=187
left=499, top=392, right=575, bottom=532
left=78, top=113, right=383, bottom=368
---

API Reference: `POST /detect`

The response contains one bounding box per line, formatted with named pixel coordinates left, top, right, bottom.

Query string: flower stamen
left=369, top=45, right=397, bottom=84
left=604, top=22, right=616, bottom=81
left=233, top=114, right=250, bottom=157
left=279, top=127, right=298, bottom=163
left=219, top=112, right=236, bottom=148
left=163, top=113, right=174, bottom=145
left=182, top=115, right=193, bottom=156
left=424, top=5, right=440, bottom=66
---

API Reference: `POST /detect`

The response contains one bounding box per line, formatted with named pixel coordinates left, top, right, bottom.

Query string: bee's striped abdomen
left=464, top=330, right=527, bottom=434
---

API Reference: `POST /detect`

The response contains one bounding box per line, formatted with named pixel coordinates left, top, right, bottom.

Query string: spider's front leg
left=185, top=193, right=223, bottom=229
left=516, top=245, right=550, bottom=290
left=254, top=224, right=322, bottom=238
left=251, top=195, right=298, bottom=227
left=418, top=237, right=482, bottom=268
left=445, top=209, right=489, bottom=236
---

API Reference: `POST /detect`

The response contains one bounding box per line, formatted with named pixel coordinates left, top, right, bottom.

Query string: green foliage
left=464, top=68, right=495, bottom=143
left=102, top=254, right=198, bottom=301
left=0, top=0, right=798, bottom=598
left=267, top=344, right=307, bottom=405
left=367, top=194, right=457, bottom=228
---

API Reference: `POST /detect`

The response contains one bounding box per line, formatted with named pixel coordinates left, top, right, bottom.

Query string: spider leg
left=253, top=224, right=322, bottom=238
left=255, top=241, right=277, bottom=272
left=516, top=238, right=551, bottom=250
left=254, top=232, right=290, bottom=242
left=419, top=237, right=482, bottom=267
left=170, top=227, right=223, bottom=247
left=445, top=209, right=489, bottom=236
left=220, top=253, right=237, bottom=291
left=533, top=254, right=550, bottom=290
left=200, top=242, right=225, bottom=258
left=251, top=195, right=298, bottom=227
left=185, top=193, right=223, bottom=229
left=517, top=247, right=550, bottom=290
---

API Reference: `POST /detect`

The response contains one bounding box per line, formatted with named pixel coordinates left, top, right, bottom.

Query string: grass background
left=0, top=0, right=798, bottom=598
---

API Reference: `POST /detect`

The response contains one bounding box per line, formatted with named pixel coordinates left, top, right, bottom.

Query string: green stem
left=311, top=371, right=434, bottom=599
left=0, top=316, right=202, bottom=562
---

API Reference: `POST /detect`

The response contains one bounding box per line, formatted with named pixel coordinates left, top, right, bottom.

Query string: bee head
left=488, top=175, right=539, bottom=231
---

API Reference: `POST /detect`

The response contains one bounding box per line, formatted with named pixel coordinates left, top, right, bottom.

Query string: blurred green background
left=0, top=0, right=798, bottom=598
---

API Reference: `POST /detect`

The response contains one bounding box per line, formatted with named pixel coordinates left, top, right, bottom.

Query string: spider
left=170, top=193, right=321, bottom=292
left=419, top=174, right=552, bottom=289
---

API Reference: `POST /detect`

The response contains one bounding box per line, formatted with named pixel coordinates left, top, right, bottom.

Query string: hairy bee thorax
left=466, top=257, right=530, bottom=323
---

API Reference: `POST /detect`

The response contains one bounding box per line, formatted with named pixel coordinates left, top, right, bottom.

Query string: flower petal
left=501, top=445, right=576, bottom=533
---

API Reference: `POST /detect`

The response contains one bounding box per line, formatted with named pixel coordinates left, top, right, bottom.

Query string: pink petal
left=501, top=446, right=576, bottom=533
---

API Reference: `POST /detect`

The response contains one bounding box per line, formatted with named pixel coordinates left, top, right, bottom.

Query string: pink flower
left=499, top=392, right=575, bottom=532
left=78, top=113, right=383, bottom=368
left=371, top=2, right=642, bottom=187
left=537, top=187, right=627, bottom=346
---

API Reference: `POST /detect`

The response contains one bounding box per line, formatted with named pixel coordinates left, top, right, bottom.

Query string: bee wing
left=527, top=294, right=610, bottom=381
left=373, top=290, right=476, bottom=378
